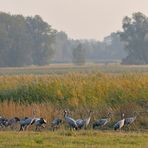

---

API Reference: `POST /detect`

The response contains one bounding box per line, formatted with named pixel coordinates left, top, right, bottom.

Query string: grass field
left=0, top=64, right=148, bottom=147
left=0, top=64, right=148, bottom=75
left=0, top=131, right=147, bottom=148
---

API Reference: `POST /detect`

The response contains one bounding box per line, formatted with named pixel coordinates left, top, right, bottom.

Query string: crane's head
left=64, top=110, right=68, bottom=116
left=14, top=117, right=20, bottom=122
left=42, top=118, right=47, bottom=124
left=64, top=110, right=67, bottom=113
left=107, top=112, right=112, bottom=118
left=121, top=113, right=125, bottom=118
left=133, top=111, right=139, bottom=117
left=89, top=110, right=94, bottom=115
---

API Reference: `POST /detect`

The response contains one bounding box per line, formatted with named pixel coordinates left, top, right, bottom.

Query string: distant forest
left=53, top=31, right=125, bottom=65
left=0, top=12, right=148, bottom=67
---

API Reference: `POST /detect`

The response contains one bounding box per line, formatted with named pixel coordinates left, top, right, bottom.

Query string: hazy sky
left=0, top=0, right=148, bottom=40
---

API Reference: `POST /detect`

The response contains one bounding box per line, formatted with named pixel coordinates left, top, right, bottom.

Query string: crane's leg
left=19, top=125, right=23, bottom=131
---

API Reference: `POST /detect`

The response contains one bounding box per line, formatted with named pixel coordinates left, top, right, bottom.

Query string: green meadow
left=0, top=131, right=147, bottom=148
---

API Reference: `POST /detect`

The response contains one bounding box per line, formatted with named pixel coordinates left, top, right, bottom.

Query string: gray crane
left=93, top=112, right=112, bottom=129
left=31, top=117, right=47, bottom=131
left=64, top=110, right=78, bottom=130
left=3, top=117, right=20, bottom=129
left=0, top=117, right=8, bottom=128
left=124, top=112, right=138, bottom=130
left=114, top=113, right=125, bottom=130
left=76, top=110, right=92, bottom=130
left=51, top=118, right=62, bottom=131
left=17, top=117, right=35, bottom=131
left=18, top=109, right=36, bottom=131
left=76, top=119, right=84, bottom=129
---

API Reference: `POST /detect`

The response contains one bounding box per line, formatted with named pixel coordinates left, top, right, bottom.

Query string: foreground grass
left=0, top=131, right=147, bottom=148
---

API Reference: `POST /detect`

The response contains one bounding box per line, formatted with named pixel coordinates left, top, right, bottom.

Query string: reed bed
left=0, top=73, right=147, bottom=106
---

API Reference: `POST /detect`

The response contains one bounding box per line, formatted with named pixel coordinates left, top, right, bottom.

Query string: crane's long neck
left=121, top=113, right=124, bottom=120
left=32, top=110, right=36, bottom=119
left=133, top=116, right=137, bottom=120
left=64, top=112, right=68, bottom=118
left=88, top=112, right=92, bottom=119
left=134, top=112, right=137, bottom=119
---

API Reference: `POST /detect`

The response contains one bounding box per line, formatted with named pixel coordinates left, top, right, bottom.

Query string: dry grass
left=0, top=101, right=147, bottom=131
left=0, top=101, right=62, bottom=123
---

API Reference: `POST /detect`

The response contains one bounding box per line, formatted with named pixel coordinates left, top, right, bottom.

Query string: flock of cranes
left=63, top=111, right=137, bottom=131
left=0, top=110, right=138, bottom=131
left=0, top=116, right=47, bottom=131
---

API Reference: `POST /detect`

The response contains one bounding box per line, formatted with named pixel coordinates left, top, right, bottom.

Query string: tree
left=0, top=12, right=56, bottom=67
left=72, top=43, right=86, bottom=65
left=52, top=31, right=72, bottom=63
left=119, top=12, right=148, bottom=64
left=103, top=33, right=126, bottom=60
left=26, top=15, right=56, bottom=65
left=0, top=13, right=32, bottom=66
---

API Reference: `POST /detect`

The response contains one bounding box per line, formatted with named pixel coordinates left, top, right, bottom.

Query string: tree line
left=53, top=31, right=125, bottom=65
left=0, top=12, right=147, bottom=66
left=119, top=12, right=148, bottom=64
left=54, top=12, right=148, bottom=65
